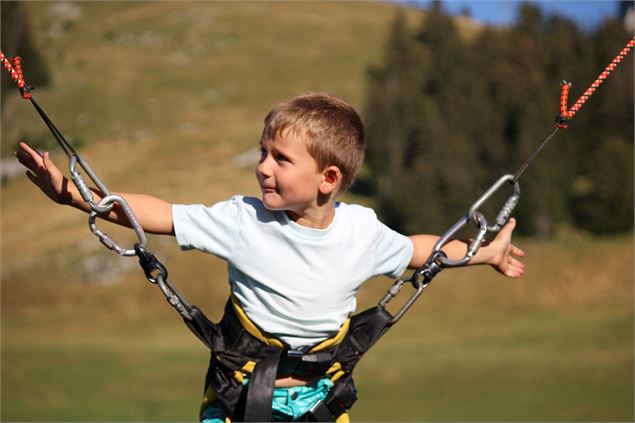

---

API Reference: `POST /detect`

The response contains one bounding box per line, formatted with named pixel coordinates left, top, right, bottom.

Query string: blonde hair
left=261, top=93, right=366, bottom=194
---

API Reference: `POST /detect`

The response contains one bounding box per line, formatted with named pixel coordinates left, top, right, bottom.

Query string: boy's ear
left=319, top=165, right=342, bottom=195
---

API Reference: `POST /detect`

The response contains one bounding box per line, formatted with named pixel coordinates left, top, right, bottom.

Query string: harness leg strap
left=244, top=348, right=283, bottom=422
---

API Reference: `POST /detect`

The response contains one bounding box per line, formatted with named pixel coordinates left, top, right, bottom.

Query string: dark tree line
left=360, top=2, right=634, bottom=237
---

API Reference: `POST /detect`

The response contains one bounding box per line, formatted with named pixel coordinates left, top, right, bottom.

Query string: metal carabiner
left=429, top=174, right=520, bottom=268
left=378, top=250, right=446, bottom=325
left=375, top=174, right=522, bottom=327
left=378, top=277, right=426, bottom=325
left=431, top=214, right=472, bottom=268
left=468, top=174, right=520, bottom=232
left=465, top=211, right=489, bottom=259
left=88, top=194, right=148, bottom=256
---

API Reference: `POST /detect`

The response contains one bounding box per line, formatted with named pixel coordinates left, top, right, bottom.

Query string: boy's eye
left=258, top=146, right=290, bottom=163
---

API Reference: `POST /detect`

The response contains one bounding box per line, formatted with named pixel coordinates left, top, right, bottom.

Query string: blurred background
left=1, top=1, right=633, bottom=421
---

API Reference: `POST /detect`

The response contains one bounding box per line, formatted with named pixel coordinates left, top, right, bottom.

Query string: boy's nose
left=256, top=158, right=271, bottom=177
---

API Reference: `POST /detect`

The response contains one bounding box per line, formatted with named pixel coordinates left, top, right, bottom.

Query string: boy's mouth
left=260, top=185, right=277, bottom=194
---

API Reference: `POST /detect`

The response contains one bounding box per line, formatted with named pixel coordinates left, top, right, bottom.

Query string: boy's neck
left=285, top=203, right=336, bottom=229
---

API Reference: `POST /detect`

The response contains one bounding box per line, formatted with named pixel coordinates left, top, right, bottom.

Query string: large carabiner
left=88, top=194, right=148, bottom=256
left=432, top=174, right=520, bottom=268
left=468, top=174, right=520, bottom=232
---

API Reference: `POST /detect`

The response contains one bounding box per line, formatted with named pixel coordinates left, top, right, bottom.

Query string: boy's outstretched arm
left=15, top=141, right=174, bottom=235
left=408, top=218, right=525, bottom=278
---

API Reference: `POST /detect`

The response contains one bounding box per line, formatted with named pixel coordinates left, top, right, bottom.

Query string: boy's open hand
left=486, top=218, right=525, bottom=278
left=15, top=141, right=73, bottom=205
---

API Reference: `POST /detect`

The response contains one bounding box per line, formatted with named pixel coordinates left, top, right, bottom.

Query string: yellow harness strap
left=230, top=295, right=351, bottom=352
left=230, top=295, right=286, bottom=348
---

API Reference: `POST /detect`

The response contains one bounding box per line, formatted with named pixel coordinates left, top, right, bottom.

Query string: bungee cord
left=558, top=37, right=635, bottom=129
left=511, top=37, right=635, bottom=183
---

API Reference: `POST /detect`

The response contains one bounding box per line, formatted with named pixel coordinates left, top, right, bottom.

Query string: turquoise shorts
left=201, top=377, right=334, bottom=422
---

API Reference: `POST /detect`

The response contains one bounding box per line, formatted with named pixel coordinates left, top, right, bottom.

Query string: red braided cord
left=559, top=81, right=571, bottom=120
left=0, top=50, right=31, bottom=99
left=558, top=37, right=635, bottom=129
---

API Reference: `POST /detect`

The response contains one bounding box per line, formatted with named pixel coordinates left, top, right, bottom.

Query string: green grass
left=2, top=346, right=207, bottom=421
left=1, top=2, right=633, bottom=422
left=353, top=308, right=633, bottom=421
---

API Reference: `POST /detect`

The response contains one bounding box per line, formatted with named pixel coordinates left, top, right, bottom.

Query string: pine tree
left=364, top=11, right=427, bottom=232
left=404, top=2, right=485, bottom=233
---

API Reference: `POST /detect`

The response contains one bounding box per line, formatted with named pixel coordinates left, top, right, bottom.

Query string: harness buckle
left=278, top=350, right=333, bottom=378
left=307, top=375, right=357, bottom=421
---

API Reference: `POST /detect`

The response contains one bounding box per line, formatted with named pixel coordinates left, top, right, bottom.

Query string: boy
left=15, top=92, right=525, bottom=422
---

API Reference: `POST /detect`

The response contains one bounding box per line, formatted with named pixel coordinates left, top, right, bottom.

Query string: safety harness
left=2, top=36, right=633, bottom=421
left=189, top=296, right=387, bottom=422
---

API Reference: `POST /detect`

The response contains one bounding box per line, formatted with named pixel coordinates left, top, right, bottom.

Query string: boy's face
left=256, top=128, right=324, bottom=215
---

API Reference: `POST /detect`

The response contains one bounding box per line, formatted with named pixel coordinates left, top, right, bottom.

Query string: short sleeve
left=172, top=195, right=242, bottom=260
left=372, top=219, right=414, bottom=279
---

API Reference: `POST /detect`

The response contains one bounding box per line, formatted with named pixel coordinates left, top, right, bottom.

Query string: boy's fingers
left=508, top=269, right=523, bottom=278
left=17, top=147, right=56, bottom=179
left=507, top=254, right=525, bottom=278
left=505, top=261, right=524, bottom=278
left=42, top=151, right=53, bottom=169
left=509, top=257, right=525, bottom=270
left=16, top=143, right=44, bottom=169
left=18, top=141, right=41, bottom=158
left=501, top=218, right=516, bottom=235
left=25, top=144, right=45, bottom=165
left=43, top=151, right=63, bottom=174
left=511, top=244, right=525, bottom=257
left=16, top=152, right=37, bottom=172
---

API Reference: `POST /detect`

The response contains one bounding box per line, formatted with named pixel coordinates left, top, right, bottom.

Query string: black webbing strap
left=184, top=306, right=225, bottom=352
left=244, top=348, right=283, bottom=422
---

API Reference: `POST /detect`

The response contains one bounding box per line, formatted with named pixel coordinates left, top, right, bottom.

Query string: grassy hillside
left=1, top=2, right=632, bottom=422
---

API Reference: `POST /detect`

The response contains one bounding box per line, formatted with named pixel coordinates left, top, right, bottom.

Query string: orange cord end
left=556, top=81, right=572, bottom=129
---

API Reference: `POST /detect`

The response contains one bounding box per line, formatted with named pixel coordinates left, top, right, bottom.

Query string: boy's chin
left=260, top=196, right=285, bottom=211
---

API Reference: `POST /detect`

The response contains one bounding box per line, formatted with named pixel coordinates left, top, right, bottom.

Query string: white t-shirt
left=172, top=195, right=413, bottom=350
